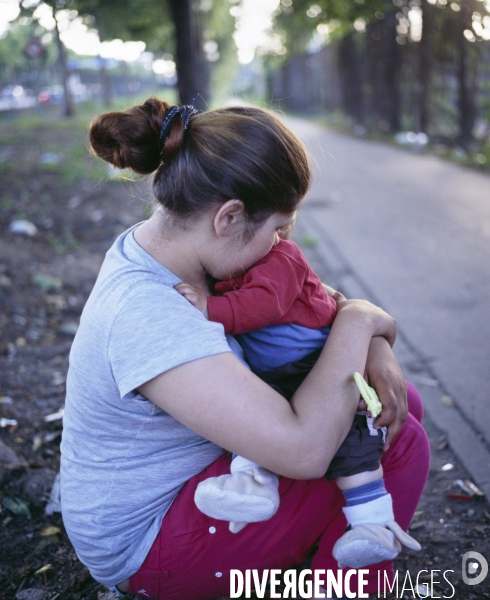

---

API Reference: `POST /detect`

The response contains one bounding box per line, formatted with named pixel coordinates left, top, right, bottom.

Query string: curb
left=294, top=210, right=490, bottom=501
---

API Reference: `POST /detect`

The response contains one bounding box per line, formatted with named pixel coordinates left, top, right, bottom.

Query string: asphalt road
left=287, top=117, right=490, bottom=490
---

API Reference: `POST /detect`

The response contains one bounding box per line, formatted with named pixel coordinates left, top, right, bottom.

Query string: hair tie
left=159, top=105, right=199, bottom=156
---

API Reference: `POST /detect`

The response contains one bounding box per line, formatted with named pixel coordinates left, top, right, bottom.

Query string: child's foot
left=194, top=467, right=279, bottom=533
left=333, top=520, right=421, bottom=569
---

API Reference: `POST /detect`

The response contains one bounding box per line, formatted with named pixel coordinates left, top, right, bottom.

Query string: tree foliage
left=269, top=0, right=490, bottom=147
left=272, top=0, right=393, bottom=58
left=18, top=0, right=174, bottom=53
left=17, top=0, right=238, bottom=106
left=204, top=0, right=239, bottom=104
left=272, top=0, right=490, bottom=60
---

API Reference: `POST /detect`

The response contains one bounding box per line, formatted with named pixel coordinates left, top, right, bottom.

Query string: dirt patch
left=0, top=112, right=148, bottom=599
left=1, top=113, right=489, bottom=600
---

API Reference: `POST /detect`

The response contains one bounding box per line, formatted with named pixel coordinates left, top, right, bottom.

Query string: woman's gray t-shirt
left=60, top=224, right=245, bottom=587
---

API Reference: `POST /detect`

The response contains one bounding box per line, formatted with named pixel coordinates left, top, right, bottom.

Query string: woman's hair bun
left=89, top=97, right=186, bottom=174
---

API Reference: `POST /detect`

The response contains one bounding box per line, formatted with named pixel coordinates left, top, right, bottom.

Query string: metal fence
left=268, top=8, right=490, bottom=149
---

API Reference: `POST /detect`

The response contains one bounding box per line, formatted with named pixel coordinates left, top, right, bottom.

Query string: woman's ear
left=213, top=199, right=246, bottom=238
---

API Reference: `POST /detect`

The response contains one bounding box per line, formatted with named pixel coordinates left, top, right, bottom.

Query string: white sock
left=342, top=493, right=395, bottom=527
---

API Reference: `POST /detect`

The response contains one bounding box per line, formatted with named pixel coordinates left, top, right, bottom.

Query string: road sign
left=24, top=39, right=45, bottom=59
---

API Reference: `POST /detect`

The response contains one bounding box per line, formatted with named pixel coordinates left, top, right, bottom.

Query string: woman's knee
left=381, top=382, right=429, bottom=479
left=383, top=413, right=430, bottom=485
left=406, top=380, right=424, bottom=423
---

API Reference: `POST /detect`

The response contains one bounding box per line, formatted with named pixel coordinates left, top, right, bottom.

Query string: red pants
left=129, top=382, right=430, bottom=600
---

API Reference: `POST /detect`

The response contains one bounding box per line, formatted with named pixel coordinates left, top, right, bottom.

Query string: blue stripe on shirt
left=237, top=323, right=330, bottom=373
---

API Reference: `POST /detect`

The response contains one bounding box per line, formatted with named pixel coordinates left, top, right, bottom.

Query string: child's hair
left=89, top=97, right=310, bottom=227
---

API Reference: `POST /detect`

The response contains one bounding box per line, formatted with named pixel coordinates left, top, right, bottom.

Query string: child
left=176, top=234, right=420, bottom=569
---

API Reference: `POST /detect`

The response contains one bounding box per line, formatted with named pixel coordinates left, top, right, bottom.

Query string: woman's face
left=211, top=211, right=296, bottom=280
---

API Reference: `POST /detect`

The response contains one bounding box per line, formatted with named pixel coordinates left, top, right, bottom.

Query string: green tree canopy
left=18, top=0, right=238, bottom=107
left=272, top=0, right=393, bottom=59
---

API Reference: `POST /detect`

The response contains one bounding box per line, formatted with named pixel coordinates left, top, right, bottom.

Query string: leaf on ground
left=32, top=273, right=62, bottom=293
left=45, top=295, right=65, bottom=310
left=97, top=592, right=120, bottom=600
left=34, top=564, right=52, bottom=576
left=441, top=394, right=454, bottom=406
left=32, top=436, right=43, bottom=452
left=44, top=408, right=64, bottom=423
left=2, top=496, right=31, bottom=519
left=40, top=526, right=61, bottom=537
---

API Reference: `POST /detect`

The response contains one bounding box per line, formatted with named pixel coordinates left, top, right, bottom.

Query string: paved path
left=287, top=117, right=490, bottom=496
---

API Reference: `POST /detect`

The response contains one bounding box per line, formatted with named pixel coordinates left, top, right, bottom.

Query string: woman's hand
left=365, top=336, right=408, bottom=450
left=333, top=293, right=397, bottom=348
left=331, top=289, right=405, bottom=448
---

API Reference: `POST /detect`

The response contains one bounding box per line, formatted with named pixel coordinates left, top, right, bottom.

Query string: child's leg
left=313, top=382, right=430, bottom=594
left=328, top=406, right=421, bottom=569
left=333, top=467, right=421, bottom=569
left=336, top=465, right=383, bottom=491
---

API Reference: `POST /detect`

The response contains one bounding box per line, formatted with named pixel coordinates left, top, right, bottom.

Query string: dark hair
left=89, top=97, right=310, bottom=226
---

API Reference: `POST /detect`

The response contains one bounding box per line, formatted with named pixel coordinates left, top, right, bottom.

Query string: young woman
left=60, top=98, right=430, bottom=600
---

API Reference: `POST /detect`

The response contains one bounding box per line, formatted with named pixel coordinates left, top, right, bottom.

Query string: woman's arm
left=322, top=283, right=408, bottom=448
left=138, top=299, right=396, bottom=480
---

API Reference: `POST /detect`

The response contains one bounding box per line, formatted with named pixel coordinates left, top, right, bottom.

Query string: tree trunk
left=457, top=0, right=477, bottom=150
left=53, top=12, right=74, bottom=117
left=168, top=0, right=209, bottom=110
left=418, top=0, right=433, bottom=133
left=382, top=10, right=401, bottom=132
left=338, top=32, right=365, bottom=125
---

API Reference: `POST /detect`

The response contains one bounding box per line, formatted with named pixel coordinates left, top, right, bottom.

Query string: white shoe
left=333, top=520, right=421, bottom=569
left=194, top=467, right=279, bottom=533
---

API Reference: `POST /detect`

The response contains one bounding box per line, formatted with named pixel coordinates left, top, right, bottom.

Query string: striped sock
left=342, top=478, right=387, bottom=507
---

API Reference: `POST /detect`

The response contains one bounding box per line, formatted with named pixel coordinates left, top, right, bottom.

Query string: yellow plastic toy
left=353, top=372, right=382, bottom=418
